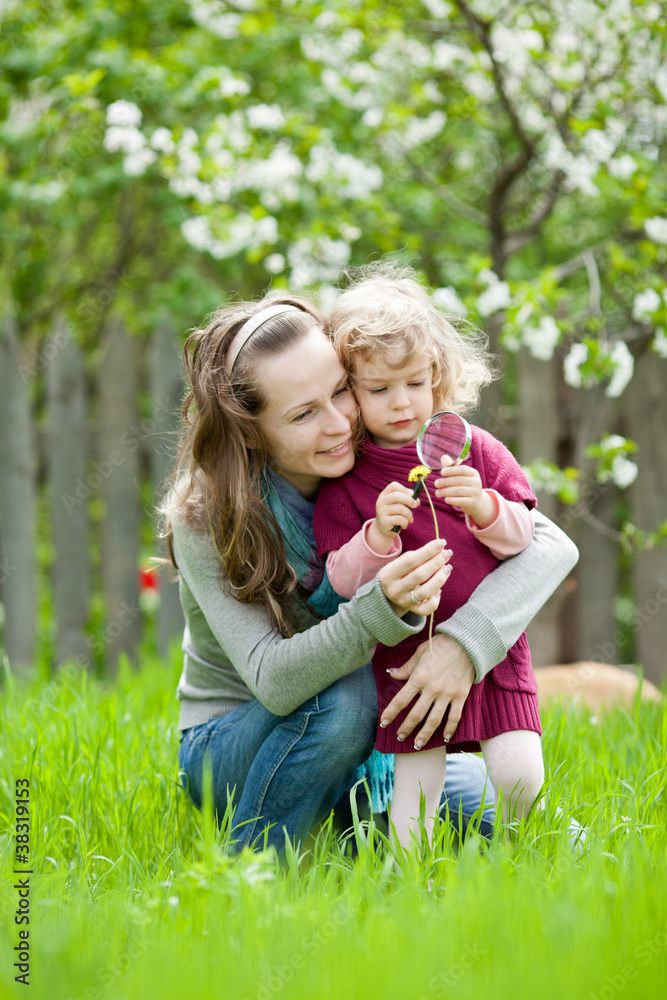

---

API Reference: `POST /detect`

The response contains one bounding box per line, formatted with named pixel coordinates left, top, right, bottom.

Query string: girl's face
left=254, top=327, right=358, bottom=499
left=353, top=349, right=434, bottom=449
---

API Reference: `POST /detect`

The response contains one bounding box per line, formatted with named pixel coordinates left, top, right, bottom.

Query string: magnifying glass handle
left=391, top=479, right=425, bottom=534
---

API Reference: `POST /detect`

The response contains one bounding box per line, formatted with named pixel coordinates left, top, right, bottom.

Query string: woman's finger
left=411, top=696, right=453, bottom=749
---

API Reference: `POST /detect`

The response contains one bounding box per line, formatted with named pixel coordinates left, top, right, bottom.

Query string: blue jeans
left=178, top=663, right=496, bottom=854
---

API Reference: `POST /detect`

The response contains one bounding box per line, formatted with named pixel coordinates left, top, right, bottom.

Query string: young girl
left=313, top=265, right=547, bottom=850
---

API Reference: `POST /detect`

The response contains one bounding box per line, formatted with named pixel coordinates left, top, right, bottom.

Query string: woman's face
left=254, top=327, right=358, bottom=499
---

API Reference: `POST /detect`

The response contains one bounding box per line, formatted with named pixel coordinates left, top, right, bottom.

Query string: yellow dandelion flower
left=408, top=465, right=431, bottom=483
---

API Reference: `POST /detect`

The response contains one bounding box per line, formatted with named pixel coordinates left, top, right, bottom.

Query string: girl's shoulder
left=468, top=424, right=537, bottom=507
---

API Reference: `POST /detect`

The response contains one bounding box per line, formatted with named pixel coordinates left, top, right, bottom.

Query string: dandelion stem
left=421, top=479, right=439, bottom=651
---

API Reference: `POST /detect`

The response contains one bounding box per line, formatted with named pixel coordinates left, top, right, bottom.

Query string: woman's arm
left=436, top=509, right=578, bottom=682
left=172, top=520, right=448, bottom=716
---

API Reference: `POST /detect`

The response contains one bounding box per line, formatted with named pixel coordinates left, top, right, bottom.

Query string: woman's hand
left=379, top=633, right=475, bottom=748
left=378, top=538, right=452, bottom=617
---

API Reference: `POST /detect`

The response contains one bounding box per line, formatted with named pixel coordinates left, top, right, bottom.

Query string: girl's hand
left=378, top=539, right=453, bottom=616
left=434, top=458, right=496, bottom=528
left=368, top=481, right=420, bottom=552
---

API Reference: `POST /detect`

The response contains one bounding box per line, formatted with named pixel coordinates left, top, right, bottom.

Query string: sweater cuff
left=354, top=576, right=426, bottom=646
left=435, top=604, right=507, bottom=684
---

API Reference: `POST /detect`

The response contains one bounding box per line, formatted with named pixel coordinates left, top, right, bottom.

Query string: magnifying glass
left=392, top=411, right=472, bottom=533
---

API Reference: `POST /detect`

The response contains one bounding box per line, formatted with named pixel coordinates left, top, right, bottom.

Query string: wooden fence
left=0, top=313, right=185, bottom=676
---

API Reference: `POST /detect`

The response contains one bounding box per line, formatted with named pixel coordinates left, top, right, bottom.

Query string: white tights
left=389, top=730, right=545, bottom=852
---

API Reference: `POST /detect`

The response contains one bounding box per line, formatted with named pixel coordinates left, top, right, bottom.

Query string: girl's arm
left=172, top=517, right=436, bottom=716
left=465, top=490, right=534, bottom=559
left=436, top=509, right=578, bottom=683
left=326, top=520, right=402, bottom=599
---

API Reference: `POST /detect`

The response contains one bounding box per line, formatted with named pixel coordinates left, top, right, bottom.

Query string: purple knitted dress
left=313, top=426, right=541, bottom=755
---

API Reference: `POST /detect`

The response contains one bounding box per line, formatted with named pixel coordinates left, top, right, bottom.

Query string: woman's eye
left=293, top=410, right=311, bottom=423
left=333, top=385, right=350, bottom=398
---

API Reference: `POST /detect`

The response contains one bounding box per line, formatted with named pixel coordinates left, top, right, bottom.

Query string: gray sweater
left=172, top=510, right=578, bottom=731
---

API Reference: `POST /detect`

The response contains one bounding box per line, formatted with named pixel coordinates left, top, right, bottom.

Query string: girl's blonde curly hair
left=328, top=262, right=496, bottom=415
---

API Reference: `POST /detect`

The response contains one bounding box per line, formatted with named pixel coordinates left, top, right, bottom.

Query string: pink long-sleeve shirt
left=326, top=488, right=534, bottom=599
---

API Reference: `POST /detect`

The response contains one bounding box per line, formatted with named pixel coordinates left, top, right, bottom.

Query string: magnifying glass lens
left=417, top=411, right=471, bottom=468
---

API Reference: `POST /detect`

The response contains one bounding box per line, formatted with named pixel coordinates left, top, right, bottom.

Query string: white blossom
left=523, top=316, right=560, bottom=361
left=607, top=154, right=637, bottom=180
left=189, top=1, right=241, bottom=38
left=605, top=340, right=634, bottom=398
left=264, top=253, right=285, bottom=274
left=600, top=434, right=627, bottom=452
left=401, top=111, right=447, bottom=149
left=339, top=223, right=361, bottom=242
left=652, top=328, right=667, bottom=359
left=218, top=76, right=251, bottom=98
left=563, top=342, right=590, bottom=388
left=123, top=148, right=157, bottom=177
left=150, top=127, right=175, bottom=153
left=288, top=236, right=351, bottom=288
left=610, top=455, right=638, bottom=489
left=306, top=144, right=383, bottom=200
left=644, top=217, right=667, bottom=245
left=103, top=125, right=145, bottom=155
left=362, top=107, right=384, bottom=128
left=632, top=288, right=661, bottom=323
left=476, top=281, right=511, bottom=317
left=422, top=0, right=451, bottom=16
left=106, top=100, right=142, bottom=128
left=581, top=128, right=617, bottom=163
left=431, top=41, right=468, bottom=71
left=433, top=286, right=467, bottom=317
left=246, top=104, right=285, bottom=130
left=26, top=181, right=65, bottom=204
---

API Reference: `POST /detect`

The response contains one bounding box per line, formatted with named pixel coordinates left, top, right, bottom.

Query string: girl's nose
left=392, top=389, right=411, bottom=410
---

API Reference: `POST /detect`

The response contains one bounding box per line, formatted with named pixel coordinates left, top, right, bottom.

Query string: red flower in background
left=138, top=567, right=160, bottom=591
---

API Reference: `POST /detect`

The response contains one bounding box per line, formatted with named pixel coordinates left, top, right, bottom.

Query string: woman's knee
left=313, top=664, right=377, bottom=761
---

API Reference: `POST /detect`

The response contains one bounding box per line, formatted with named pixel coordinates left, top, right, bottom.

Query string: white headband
left=226, top=304, right=303, bottom=372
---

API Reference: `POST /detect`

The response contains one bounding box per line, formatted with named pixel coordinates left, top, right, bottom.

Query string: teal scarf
left=263, top=466, right=394, bottom=814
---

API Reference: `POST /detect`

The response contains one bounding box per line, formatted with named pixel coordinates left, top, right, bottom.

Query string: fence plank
left=0, top=316, right=37, bottom=674
left=97, top=316, right=142, bottom=674
left=148, top=318, right=185, bottom=660
left=517, top=351, right=566, bottom=666
left=47, top=315, right=91, bottom=669
left=627, top=351, right=667, bottom=684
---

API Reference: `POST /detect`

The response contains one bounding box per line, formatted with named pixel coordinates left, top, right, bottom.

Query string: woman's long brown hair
left=157, top=294, right=326, bottom=637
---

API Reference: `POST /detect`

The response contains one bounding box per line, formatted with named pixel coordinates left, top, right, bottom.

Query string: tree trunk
left=0, top=316, right=37, bottom=674
left=147, top=318, right=185, bottom=661
left=47, top=316, right=91, bottom=669
left=626, top=350, right=667, bottom=686
left=97, top=316, right=142, bottom=674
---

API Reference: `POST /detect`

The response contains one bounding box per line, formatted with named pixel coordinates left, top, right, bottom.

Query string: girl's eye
left=370, top=387, right=387, bottom=394
left=409, top=381, right=425, bottom=387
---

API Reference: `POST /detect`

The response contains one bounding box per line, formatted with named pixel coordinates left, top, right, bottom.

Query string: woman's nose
left=323, top=402, right=351, bottom=434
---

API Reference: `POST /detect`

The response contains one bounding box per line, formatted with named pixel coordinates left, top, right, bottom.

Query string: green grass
left=1, top=651, right=666, bottom=1000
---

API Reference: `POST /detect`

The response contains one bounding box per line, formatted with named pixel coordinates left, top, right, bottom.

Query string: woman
left=160, top=294, right=578, bottom=854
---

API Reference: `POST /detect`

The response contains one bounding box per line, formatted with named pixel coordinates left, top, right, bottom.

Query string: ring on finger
left=410, top=587, right=422, bottom=606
